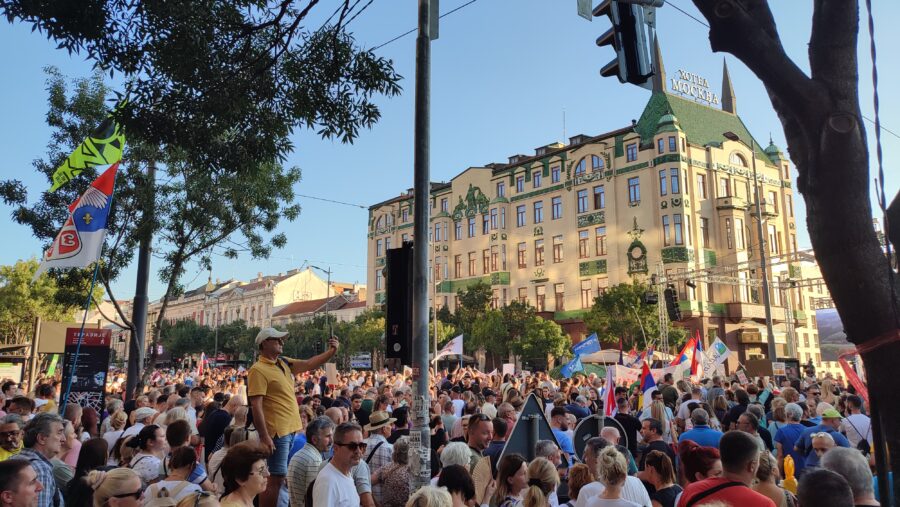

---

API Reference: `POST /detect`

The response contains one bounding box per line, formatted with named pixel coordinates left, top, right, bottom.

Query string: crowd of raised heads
left=0, top=328, right=881, bottom=507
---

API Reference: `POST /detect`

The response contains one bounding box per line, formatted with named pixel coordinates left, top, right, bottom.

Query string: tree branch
left=90, top=295, right=128, bottom=329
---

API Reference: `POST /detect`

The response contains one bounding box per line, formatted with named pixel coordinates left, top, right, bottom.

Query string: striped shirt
left=364, top=434, right=392, bottom=504
left=14, top=449, right=64, bottom=507
left=287, top=444, right=323, bottom=507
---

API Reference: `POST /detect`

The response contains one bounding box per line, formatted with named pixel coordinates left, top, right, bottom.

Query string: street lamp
left=723, top=131, right=777, bottom=361
left=205, top=276, right=220, bottom=366
left=308, top=265, right=334, bottom=340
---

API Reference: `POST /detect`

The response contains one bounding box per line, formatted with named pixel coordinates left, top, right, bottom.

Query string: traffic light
left=594, top=0, right=654, bottom=85
left=664, top=284, right=682, bottom=322
left=384, top=243, right=413, bottom=365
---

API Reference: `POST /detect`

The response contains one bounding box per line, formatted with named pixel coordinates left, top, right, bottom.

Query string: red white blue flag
left=34, top=163, right=119, bottom=279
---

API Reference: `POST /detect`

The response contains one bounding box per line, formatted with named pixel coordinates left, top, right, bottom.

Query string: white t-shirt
left=574, top=478, right=651, bottom=507
left=451, top=399, right=465, bottom=418
left=583, top=498, right=641, bottom=507
left=130, top=453, right=162, bottom=485
left=841, top=413, right=872, bottom=448
left=121, top=423, right=145, bottom=440
left=312, top=462, right=360, bottom=507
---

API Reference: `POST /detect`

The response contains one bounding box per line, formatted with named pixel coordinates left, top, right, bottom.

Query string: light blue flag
left=572, top=333, right=601, bottom=356
left=561, top=355, right=584, bottom=379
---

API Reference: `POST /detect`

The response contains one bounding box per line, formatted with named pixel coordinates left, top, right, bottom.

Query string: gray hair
left=821, top=447, right=875, bottom=498
left=746, top=404, right=765, bottom=419
left=305, top=416, right=336, bottom=441
left=583, top=436, right=611, bottom=461
left=535, top=440, right=559, bottom=459
left=392, top=436, right=409, bottom=465
left=785, top=403, right=803, bottom=422
left=691, top=407, right=710, bottom=426
left=440, top=442, right=471, bottom=468
left=174, top=397, right=191, bottom=408
left=575, top=396, right=588, bottom=405
left=0, top=413, right=24, bottom=429
left=23, top=412, right=63, bottom=448
left=106, top=399, right=124, bottom=413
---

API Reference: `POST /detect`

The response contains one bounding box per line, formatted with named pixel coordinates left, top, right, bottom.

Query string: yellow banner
left=50, top=115, right=125, bottom=191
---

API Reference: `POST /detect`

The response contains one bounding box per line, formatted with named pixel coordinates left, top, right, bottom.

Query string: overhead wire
left=371, top=0, right=480, bottom=51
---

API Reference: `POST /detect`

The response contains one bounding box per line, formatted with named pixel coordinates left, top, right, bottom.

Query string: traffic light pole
left=410, top=0, right=433, bottom=488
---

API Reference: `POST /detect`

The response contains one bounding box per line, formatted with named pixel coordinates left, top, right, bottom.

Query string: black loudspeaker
left=385, top=243, right=413, bottom=365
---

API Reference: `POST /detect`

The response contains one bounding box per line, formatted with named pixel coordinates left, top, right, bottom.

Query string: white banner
left=701, top=338, right=732, bottom=378
left=433, top=334, right=463, bottom=362
left=502, top=363, right=515, bottom=377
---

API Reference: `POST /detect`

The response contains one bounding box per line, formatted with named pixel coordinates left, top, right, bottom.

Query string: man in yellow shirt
left=0, top=414, right=24, bottom=460
left=249, top=327, right=339, bottom=507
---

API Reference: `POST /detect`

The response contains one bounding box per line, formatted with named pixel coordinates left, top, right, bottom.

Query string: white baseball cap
left=255, top=327, right=288, bottom=346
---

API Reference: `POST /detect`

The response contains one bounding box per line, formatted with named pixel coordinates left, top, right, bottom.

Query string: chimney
left=257, top=272, right=263, bottom=281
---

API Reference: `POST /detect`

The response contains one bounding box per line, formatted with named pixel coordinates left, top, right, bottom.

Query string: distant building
left=271, top=294, right=367, bottom=327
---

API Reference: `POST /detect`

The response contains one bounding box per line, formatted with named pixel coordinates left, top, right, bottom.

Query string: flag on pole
left=433, top=334, right=463, bottom=362
left=604, top=367, right=618, bottom=417
left=670, top=335, right=697, bottom=366
left=691, top=332, right=705, bottom=379
left=198, top=352, right=208, bottom=376
left=640, top=361, right=658, bottom=412
left=561, top=355, right=584, bottom=379
left=572, top=333, right=601, bottom=356
left=50, top=113, right=125, bottom=191
left=618, top=337, right=624, bottom=366
left=34, top=163, right=120, bottom=280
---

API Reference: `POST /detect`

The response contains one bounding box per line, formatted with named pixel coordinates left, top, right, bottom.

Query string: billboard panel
left=816, top=308, right=854, bottom=361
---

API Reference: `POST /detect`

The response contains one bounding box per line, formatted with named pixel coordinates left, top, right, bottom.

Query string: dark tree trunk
left=692, top=0, right=900, bottom=501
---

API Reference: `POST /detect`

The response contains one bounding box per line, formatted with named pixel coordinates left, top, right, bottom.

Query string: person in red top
left=677, top=431, right=776, bottom=507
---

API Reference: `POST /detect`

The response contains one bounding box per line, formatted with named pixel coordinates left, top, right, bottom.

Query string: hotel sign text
left=671, top=69, right=720, bottom=105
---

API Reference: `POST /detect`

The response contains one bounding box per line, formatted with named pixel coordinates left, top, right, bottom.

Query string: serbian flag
left=639, top=361, right=658, bottom=412
left=198, top=352, right=208, bottom=376
left=34, top=163, right=119, bottom=280
left=604, top=368, right=618, bottom=417
left=690, top=332, right=705, bottom=379
left=670, top=335, right=697, bottom=366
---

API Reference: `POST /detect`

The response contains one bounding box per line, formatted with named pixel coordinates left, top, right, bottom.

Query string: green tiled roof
left=636, top=92, right=772, bottom=164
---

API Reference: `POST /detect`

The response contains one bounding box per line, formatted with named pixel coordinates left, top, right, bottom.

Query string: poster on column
left=60, top=328, right=111, bottom=414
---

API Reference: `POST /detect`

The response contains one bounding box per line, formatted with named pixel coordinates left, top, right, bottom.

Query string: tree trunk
left=692, top=0, right=900, bottom=501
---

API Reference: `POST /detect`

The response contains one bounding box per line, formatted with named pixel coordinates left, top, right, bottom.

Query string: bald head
left=325, top=407, right=344, bottom=424
left=600, top=426, right=621, bottom=445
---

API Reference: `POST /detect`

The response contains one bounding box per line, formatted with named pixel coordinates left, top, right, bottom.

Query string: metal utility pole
left=724, top=132, right=776, bottom=360
left=410, top=0, right=436, bottom=487
left=126, top=163, right=155, bottom=400
left=310, top=265, right=334, bottom=339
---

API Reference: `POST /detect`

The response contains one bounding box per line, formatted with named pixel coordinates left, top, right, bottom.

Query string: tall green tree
left=583, top=281, right=686, bottom=353
left=452, top=281, right=492, bottom=354
left=157, top=320, right=213, bottom=362
left=471, top=309, right=509, bottom=366
left=512, top=316, right=569, bottom=367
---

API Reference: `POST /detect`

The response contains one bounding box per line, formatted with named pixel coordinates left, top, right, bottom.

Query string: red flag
left=838, top=352, right=868, bottom=404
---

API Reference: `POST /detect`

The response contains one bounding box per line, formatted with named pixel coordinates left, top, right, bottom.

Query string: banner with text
left=61, top=328, right=111, bottom=414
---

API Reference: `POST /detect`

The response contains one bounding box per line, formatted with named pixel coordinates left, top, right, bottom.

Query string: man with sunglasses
left=312, top=422, right=364, bottom=507
left=248, top=327, right=340, bottom=507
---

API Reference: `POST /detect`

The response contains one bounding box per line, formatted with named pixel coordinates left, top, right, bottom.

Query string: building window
left=482, top=214, right=490, bottom=235
left=533, top=171, right=542, bottom=188
left=468, top=252, right=476, bottom=276
left=768, top=191, right=778, bottom=214
left=468, top=217, right=476, bottom=237
left=491, top=246, right=499, bottom=271
left=578, top=230, right=590, bottom=258
left=574, top=158, right=586, bottom=176
left=385, top=237, right=391, bottom=251
left=657, top=138, right=664, bottom=154
left=768, top=225, right=779, bottom=254
left=434, top=255, right=442, bottom=281
left=628, top=177, right=641, bottom=204
left=736, top=218, right=745, bottom=249
left=669, top=136, right=677, bottom=152
left=535, top=240, right=545, bottom=266
left=670, top=168, right=680, bottom=194
left=700, top=217, right=710, bottom=248
left=719, top=177, right=730, bottom=197
left=697, top=173, right=708, bottom=200
left=482, top=249, right=490, bottom=274
left=517, top=242, right=527, bottom=268
left=500, top=207, right=506, bottom=229
left=577, top=189, right=589, bottom=213
left=659, top=169, right=668, bottom=196
left=786, top=195, right=793, bottom=217
left=592, top=155, right=604, bottom=172
left=501, top=244, right=507, bottom=270
left=553, top=235, right=564, bottom=263
left=516, top=175, right=525, bottom=193
left=551, top=165, right=561, bottom=183
left=626, top=143, right=638, bottom=161
left=730, top=152, right=747, bottom=167
left=440, top=198, right=448, bottom=212
left=490, top=208, right=498, bottom=230
left=454, top=255, right=462, bottom=278
left=725, top=218, right=734, bottom=249
left=491, top=289, right=499, bottom=309
left=497, top=181, right=506, bottom=198
left=555, top=284, right=565, bottom=311
left=516, top=205, right=526, bottom=227
left=376, top=239, right=383, bottom=257
left=551, top=196, right=563, bottom=220
left=518, top=287, right=528, bottom=304
left=593, top=185, right=605, bottom=209
left=375, top=270, right=383, bottom=290
left=402, top=208, right=409, bottom=223
left=581, top=280, right=593, bottom=309
left=674, top=214, right=684, bottom=245
left=434, top=223, right=442, bottom=242
left=595, top=226, right=607, bottom=255
left=454, top=221, right=462, bottom=240
left=662, top=215, right=671, bottom=246
left=401, top=233, right=409, bottom=243
left=533, top=201, right=544, bottom=224
left=536, top=286, right=546, bottom=312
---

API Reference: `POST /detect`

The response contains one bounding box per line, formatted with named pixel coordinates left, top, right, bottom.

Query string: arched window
left=574, top=158, right=586, bottom=176
left=730, top=152, right=748, bottom=167
left=375, top=215, right=384, bottom=229
left=591, top=155, right=604, bottom=172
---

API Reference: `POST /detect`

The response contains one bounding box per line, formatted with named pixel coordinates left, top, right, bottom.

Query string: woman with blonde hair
left=752, top=451, right=794, bottom=507
left=644, top=399, right=674, bottom=444
left=405, top=486, right=452, bottom=507
left=768, top=398, right=788, bottom=435
left=522, top=457, right=559, bottom=507
left=86, top=468, right=143, bottom=507
left=820, top=379, right=838, bottom=406
left=585, top=447, right=641, bottom=507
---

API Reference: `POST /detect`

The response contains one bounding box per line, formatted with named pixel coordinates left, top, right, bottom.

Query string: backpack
left=144, top=482, right=191, bottom=507
left=846, top=417, right=872, bottom=456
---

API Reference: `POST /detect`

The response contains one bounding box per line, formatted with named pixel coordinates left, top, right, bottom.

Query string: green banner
left=47, top=354, right=59, bottom=376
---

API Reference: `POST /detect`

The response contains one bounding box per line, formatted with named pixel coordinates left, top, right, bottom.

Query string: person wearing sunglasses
left=311, top=422, right=365, bottom=507
left=87, top=468, right=142, bottom=507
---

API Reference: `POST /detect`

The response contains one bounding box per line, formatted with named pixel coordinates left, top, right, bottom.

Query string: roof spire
left=722, top=58, right=736, bottom=114
left=651, top=33, right=666, bottom=93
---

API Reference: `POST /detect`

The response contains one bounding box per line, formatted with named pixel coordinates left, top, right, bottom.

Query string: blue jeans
left=268, top=433, right=294, bottom=476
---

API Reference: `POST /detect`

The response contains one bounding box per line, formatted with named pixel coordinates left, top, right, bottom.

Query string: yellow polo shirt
left=248, top=356, right=301, bottom=437
left=0, top=443, right=22, bottom=461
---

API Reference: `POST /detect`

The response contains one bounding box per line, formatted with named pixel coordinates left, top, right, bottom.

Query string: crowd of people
left=0, top=326, right=884, bottom=507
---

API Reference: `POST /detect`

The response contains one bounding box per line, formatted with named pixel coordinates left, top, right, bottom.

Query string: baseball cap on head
left=255, top=327, right=288, bottom=346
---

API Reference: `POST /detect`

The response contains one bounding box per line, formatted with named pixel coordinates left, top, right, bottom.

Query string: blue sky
left=1, top=0, right=897, bottom=303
